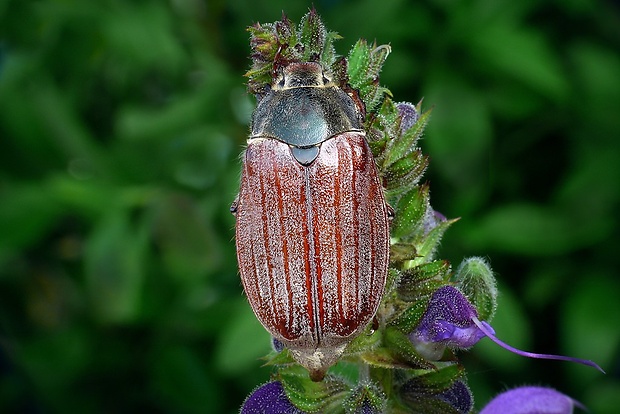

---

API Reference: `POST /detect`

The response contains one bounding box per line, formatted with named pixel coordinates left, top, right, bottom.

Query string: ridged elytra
left=233, top=62, right=390, bottom=381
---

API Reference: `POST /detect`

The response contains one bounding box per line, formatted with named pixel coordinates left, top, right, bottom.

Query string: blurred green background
left=0, top=0, right=618, bottom=412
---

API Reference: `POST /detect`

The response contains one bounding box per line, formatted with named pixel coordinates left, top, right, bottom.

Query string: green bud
left=388, top=294, right=430, bottom=333
left=384, top=149, right=428, bottom=193
left=397, top=260, right=451, bottom=302
left=344, top=382, right=386, bottom=414
left=400, top=364, right=464, bottom=397
left=391, top=184, right=430, bottom=240
left=383, top=106, right=432, bottom=169
left=453, top=257, right=498, bottom=321
left=405, top=215, right=458, bottom=268
left=347, top=40, right=391, bottom=113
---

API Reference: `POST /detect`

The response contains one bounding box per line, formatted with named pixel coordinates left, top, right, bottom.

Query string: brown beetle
left=234, top=62, right=390, bottom=381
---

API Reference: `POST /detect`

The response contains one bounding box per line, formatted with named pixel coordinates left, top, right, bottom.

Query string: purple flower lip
left=412, top=286, right=605, bottom=373
left=432, top=319, right=492, bottom=347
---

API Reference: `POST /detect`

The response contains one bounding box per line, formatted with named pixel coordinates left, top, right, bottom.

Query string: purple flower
left=396, top=102, right=419, bottom=135
left=410, top=285, right=493, bottom=359
left=410, top=286, right=604, bottom=372
left=480, top=386, right=586, bottom=414
left=241, top=381, right=305, bottom=414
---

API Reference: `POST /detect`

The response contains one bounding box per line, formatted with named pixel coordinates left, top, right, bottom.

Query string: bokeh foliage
left=0, top=0, right=618, bottom=413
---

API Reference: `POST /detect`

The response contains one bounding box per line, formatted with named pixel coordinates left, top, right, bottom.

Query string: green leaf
left=344, top=382, right=385, bottom=414
left=279, top=366, right=349, bottom=413
left=406, top=218, right=459, bottom=268
left=322, top=31, right=342, bottom=67
left=391, top=184, right=429, bottom=240
left=345, top=325, right=382, bottom=356
left=263, top=349, right=296, bottom=367
left=390, top=242, right=418, bottom=263
left=361, top=347, right=415, bottom=370
left=397, top=260, right=451, bottom=302
left=299, top=10, right=326, bottom=61
left=367, top=44, right=391, bottom=82
left=388, top=297, right=431, bottom=333
left=398, top=364, right=466, bottom=413
left=383, top=149, right=428, bottom=193
left=453, top=257, right=498, bottom=321
left=399, top=394, right=464, bottom=414
left=347, top=39, right=371, bottom=89
left=383, top=108, right=432, bottom=169
left=401, top=364, right=464, bottom=393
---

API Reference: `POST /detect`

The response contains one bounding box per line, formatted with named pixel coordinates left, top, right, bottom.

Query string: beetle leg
left=386, top=204, right=395, bottom=221
left=230, top=196, right=239, bottom=216
left=371, top=315, right=380, bottom=332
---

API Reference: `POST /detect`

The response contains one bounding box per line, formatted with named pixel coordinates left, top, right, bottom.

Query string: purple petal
left=480, top=386, right=585, bottom=414
left=418, top=286, right=478, bottom=330
left=471, top=317, right=605, bottom=373
left=241, top=381, right=305, bottom=414
left=433, top=319, right=491, bottom=347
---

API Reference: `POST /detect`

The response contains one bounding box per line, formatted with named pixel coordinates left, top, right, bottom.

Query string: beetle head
left=273, top=62, right=333, bottom=90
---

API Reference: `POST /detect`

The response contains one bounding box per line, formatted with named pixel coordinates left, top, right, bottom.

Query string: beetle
left=233, top=61, right=390, bottom=381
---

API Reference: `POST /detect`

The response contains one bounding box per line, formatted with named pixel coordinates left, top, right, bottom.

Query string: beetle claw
left=230, top=197, right=239, bottom=216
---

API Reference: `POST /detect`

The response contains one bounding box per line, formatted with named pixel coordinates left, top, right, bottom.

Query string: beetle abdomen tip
left=288, top=343, right=347, bottom=382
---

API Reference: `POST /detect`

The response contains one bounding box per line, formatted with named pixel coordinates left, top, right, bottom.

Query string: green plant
left=239, top=11, right=603, bottom=413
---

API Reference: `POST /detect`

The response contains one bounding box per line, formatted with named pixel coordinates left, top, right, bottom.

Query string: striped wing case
left=235, top=132, right=390, bottom=380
